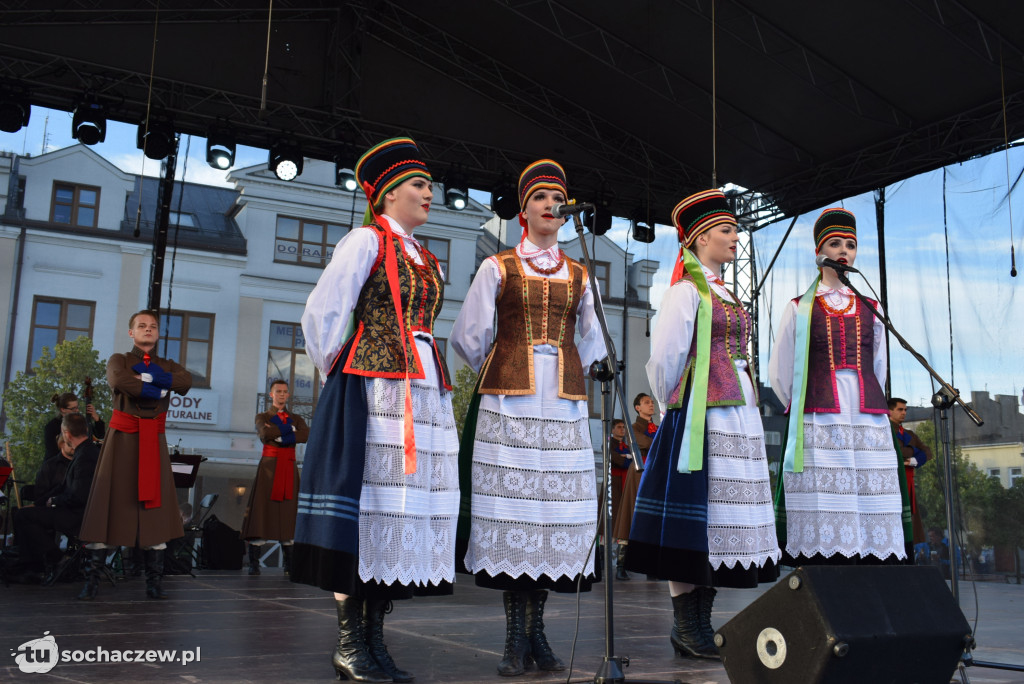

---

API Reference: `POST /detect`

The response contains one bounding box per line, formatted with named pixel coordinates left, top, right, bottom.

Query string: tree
left=2, top=336, right=111, bottom=487
left=450, top=365, right=479, bottom=441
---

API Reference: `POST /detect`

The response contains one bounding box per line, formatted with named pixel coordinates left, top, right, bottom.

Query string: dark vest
left=342, top=223, right=451, bottom=390
left=478, top=249, right=587, bottom=400
left=669, top=276, right=755, bottom=408
left=802, top=295, right=887, bottom=414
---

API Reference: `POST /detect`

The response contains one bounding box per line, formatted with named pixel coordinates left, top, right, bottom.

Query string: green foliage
left=451, top=365, right=479, bottom=441
left=2, top=336, right=111, bottom=484
left=913, top=419, right=1019, bottom=556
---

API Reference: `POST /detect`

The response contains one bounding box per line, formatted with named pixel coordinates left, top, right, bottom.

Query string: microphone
left=551, top=202, right=596, bottom=218
left=815, top=254, right=861, bottom=274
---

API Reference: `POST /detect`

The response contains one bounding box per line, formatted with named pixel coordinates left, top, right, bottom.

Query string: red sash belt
left=110, top=409, right=166, bottom=509
left=262, top=444, right=296, bottom=501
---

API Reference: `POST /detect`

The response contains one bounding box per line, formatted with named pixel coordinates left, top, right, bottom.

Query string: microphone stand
left=569, top=212, right=679, bottom=684
left=832, top=270, right=1016, bottom=678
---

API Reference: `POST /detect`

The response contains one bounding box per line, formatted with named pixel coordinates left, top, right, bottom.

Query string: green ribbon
left=782, top=276, right=821, bottom=473
left=675, top=249, right=713, bottom=474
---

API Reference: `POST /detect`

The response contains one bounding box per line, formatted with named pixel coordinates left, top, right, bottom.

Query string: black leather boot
left=670, top=590, right=718, bottom=659
left=497, top=591, right=530, bottom=676
left=615, top=544, right=630, bottom=581
left=365, top=598, right=413, bottom=682
left=76, top=549, right=106, bottom=601
left=281, top=544, right=292, bottom=575
left=144, top=548, right=169, bottom=599
left=332, top=597, right=391, bottom=683
left=696, top=586, right=721, bottom=659
left=247, top=543, right=262, bottom=575
left=525, top=590, right=565, bottom=671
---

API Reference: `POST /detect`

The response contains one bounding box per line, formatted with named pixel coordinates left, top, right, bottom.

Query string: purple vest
left=802, top=295, right=888, bottom=414
left=670, top=280, right=754, bottom=407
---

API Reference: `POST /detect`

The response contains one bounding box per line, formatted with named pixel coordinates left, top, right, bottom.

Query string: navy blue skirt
left=626, top=391, right=777, bottom=588
left=290, top=344, right=451, bottom=599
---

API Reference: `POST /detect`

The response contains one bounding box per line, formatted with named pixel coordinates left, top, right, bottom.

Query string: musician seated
left=11, top=413, right=99, bottom=583
left=27, top=435, right=75, bottom=507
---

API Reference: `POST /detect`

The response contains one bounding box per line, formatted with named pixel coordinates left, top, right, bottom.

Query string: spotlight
left=585, top=209, right=612, bottom=236
left=0, top=88, right=30, bottom=133
left=631, top=204, right=655, bottom=243
left=444, top=169, right=468, bottom=211
left=269, top=140, right=303, bottom=181
left=206, top=127, right=236, bottom=170
left=72, top=98, right=106, bottom=145
left=490, top=176, right=519, bottom=221
left=136, top=116, right=176, bottom=160
left=334, top=161, right=358, bottom=192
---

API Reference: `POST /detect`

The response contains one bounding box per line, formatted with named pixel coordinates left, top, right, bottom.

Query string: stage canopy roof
left=2, top=0, right=1024, bottom=226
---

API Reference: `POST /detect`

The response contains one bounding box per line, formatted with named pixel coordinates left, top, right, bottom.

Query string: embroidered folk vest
left=669, top=276, right=755, bottom=408
left=343, top=223, right=452, bottom=390
left=478, top=249, right=587, bottom=400
left=801, top=295, right=887, bottom=414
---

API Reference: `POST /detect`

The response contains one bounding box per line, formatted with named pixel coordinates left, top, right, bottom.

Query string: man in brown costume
left=77, top=309, right=192, bottom=600
left=241, top=379, right=309, bottom=575
left=612, top=393, right=658, bottom=579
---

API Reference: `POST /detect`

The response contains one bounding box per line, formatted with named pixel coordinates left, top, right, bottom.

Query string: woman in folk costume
left=240, top=379, right=309, bottom=576
left=626, top=189, right=780, bottom=660
left=293, top=137, right=460, bottom=683
left=450, top=159, right=606, bottom=677
left=768, top=208, right=910, bottom=566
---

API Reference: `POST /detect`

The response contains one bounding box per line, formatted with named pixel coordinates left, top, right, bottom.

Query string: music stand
left=0, top=467, right=14, bottom=586
left=171, top=453, right=204, bottom=489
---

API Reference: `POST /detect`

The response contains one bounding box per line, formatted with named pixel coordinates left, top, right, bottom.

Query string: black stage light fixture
left=334, top=160, right=358, bottom=192
left=269, top=140, right=303, bottom=181
left=72, top=98, right=106, bottom=145
left=444, top=168, right=468, bottom=211
left=0, top=88, right=30, bottom=133
left=631, top=204, right=655, bottom=243
left=206, top=127, right=236, bottom=170
left=584, top=208, right=612, bottom=236
left=490, top=176, right=519, bottom=221
left=137, top=116, right=176, bottom=160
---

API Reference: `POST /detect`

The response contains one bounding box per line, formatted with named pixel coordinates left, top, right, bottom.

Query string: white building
left=0, top=145, right=658, bottom=530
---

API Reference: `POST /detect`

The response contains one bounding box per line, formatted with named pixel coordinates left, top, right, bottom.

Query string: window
left=274, top=216, right=347, bottom=267
left=159, top=312, right=215, bottom=388
left=27, top=297, right=95, bottom=370
left=267, top=321, right=320, bottom=420
left=987, top=467, right=1001, bottom=479
left=169, top=211, right=196, bottom=228
left=51, top=182, right=100, bottom=227
left=764, top=431, right=782, bottom=446
left=586, top=378, right=606, bottom=419
left=434, top=336, right=448, bottom=359
left=591, top=260, right=610, bottom=295
left=419, top=236, right=450, bottom=282
left=1011, top=467, right=1022, bottom=485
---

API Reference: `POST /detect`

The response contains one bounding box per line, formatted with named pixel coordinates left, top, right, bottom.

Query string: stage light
left=0, top=89, right=30, bottom=133
left=585, top=209, right=612, bottom=236
left=269, top=140, right=303, bottom=181
left=444, top=169, right=468, bottom=211
left=206, top=128, right=236, bottom=170
left=72, top=99, right=106, bottom=145
left=335, top=163, right=358, bottom=192
left=631, top=204, right=655, bottom=243
left=136, top=117, right=176, bottom=160
left=490, top=176, right=519, bottom=221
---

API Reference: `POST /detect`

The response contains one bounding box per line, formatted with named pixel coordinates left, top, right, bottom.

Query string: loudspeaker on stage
left=715, top=565, right=971, bottom=684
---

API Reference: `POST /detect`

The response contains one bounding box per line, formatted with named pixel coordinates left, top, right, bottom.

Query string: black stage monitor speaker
left=715, top=565, right=971, bottom=684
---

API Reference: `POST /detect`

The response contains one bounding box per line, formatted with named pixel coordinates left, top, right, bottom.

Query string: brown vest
left=478, top=249, right=587, bottom=400
left=342, top=223, right=451, bottom=390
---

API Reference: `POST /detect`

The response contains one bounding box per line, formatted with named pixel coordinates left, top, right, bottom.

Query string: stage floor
left=3, top=568, right=1023, bottom=683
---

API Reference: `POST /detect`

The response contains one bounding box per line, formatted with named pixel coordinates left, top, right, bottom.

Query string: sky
left=3, top=106, right=1023, bottom=413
